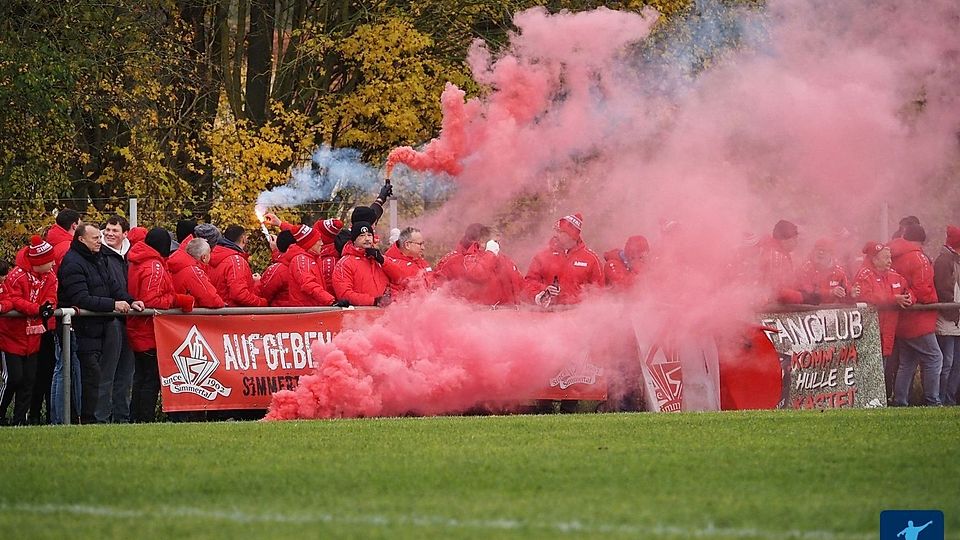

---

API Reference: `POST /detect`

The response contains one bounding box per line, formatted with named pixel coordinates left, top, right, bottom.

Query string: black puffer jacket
left=58, top=240, right=135, bottom=352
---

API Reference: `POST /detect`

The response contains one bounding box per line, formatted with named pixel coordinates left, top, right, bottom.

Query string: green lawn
left=0, top=409, right=957, bottom=539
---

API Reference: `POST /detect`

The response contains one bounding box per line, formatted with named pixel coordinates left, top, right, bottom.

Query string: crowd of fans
left=1, top=183, right=959, bottom=423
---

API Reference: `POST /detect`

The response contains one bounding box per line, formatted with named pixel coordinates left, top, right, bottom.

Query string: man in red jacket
left=288, top=224, right=343, bottom=307
left=889, top=224, right=943, bottom=406
left=169, top=238, right=225, bottom=308
left=437, top=224, right=523, bottom=306
left=0, top=236, right=57, bottom=425
left=524, top=213, right=604, bottom=307
left=45, top=208, right=81, bottom=269
left=796, top=238, right=850, bottom=304
left=333, top=222, right=398, bottom=306
left=385, top=227, right=434, bottom=296
left=265, top=214, right=344, bottom=296
left=604, top=235, right=649, bottom=289
left=127, top=228, right=194, bottom=422
left=258, top=230, right=296, bottom=306
left=209, top=225, right=267, bottom=307
left=757, top=220, right=812, bottom=305
left=851, top=242, right=913, bottom=402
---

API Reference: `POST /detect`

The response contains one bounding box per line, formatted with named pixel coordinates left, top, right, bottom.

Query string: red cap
left=862, top=241, right=886, bottom=256
left=555, top=213, right=583, bottom=240
left=624, top=235, right=650, bottom=259
left=814, top=237, right=835, bottom=252
left=946, top=225, right=960, bottom=250
left=293, top=224, right=321, bottom=250
left=128, top=227, right=147, bottom=245
left=319, top=218, right=344, bottom=242
left=27, top=235, right=55, bottom=266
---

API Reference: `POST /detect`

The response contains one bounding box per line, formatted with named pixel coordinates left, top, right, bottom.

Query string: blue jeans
left=894, top=334, right=943, bottom=406
left=937, top=335, right=960, bottom=405
left=50, top=330, right=82, bottom=425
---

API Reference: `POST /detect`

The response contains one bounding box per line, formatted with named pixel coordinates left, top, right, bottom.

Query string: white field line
left=0, top=502, right=873, bottom=539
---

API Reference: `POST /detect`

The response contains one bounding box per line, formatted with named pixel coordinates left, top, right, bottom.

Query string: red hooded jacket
left=436, top=243, right=522, bottom=305
left=852, top=261, right=910, bottom=356
left=209, top=244, right=267, bottom=307
left=289, top=247, right=336, bottom=306
left=523, top=240, right=604, bottom=305
left=384, top=243, right=434, bottom=295
left=796, top=260, right=850, bottom=303
left=126, top=241, right=177, bottom=352
left=889, top=237, right=938, bottom=338
left=332, top=243, right=397, bottom=306
left=279, top=219, right=340, bottom=295
left=0, top=265, right=57, bottom=356
left=258, top=247, right=298, bottom=307
left=45, top=223, right=74, bottom=269
left=603, top=249, right=643, bottom=288
left=167, top=248, right=224, bottom=309
left=757, top=236, right=804, bottom=304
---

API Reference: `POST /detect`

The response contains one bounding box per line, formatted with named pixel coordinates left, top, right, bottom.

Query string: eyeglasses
left=407, top=241, right=425, bottom=246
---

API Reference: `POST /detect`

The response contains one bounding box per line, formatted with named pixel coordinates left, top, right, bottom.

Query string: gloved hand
left=365, top=247, right=385, bottom=265
left=332, top=299, right=351, bottom=308
left=545, top=283, right=561, bottom=297
left=377, top=182, right=394, bottom=202
left=175, top=294, right=196, bottom=313
left=485, top=239, right=500, bottom=255
left=374, top=294, right=393, bottom=308
left=39, top=301, right=55, bottom=329
left=535, top=291, right=553, bottom=308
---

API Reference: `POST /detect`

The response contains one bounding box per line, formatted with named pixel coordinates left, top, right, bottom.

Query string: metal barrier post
left=61, top=308, right=75, bottom=426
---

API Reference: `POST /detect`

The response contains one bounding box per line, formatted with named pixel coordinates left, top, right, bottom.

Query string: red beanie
left=319, top=218, right=344, bottom=242
left=293, top=224, right=321, bottom=250
left=555, top=213, right=583, bottom=240
left=862, top=241, right=885, bottom=257
left=946, top=225, right=960, bottom=250
left=128, top=227, right=147, bottom=245
left=27, top=235, right=55, bottom=266
left=814, top=237, right=835, bottom=252
left=624, top=235, right=650, bottom=259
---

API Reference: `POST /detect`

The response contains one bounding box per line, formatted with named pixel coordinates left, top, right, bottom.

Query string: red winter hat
left=27, top=235, right=55, bottom=266
left=293, top=224, right=321, bottom=250
left=555, top=213, right=583, bottom=240
left=862, top=241, right=886, bottom=257
left=813, top=237, right=835, bottom=252
left=319, top=218, right=344, bottom=242
left=624, top=235, right=650, bottom=259
left=946, top=225, right=960, bottom=250
left=128, top=227, right=147, bottom=245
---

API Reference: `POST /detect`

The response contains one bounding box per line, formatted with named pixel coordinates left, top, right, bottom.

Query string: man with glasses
left=384, top=227, right=433, bottom=295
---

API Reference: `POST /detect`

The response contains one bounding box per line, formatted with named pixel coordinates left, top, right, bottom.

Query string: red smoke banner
left=154, top=312, right=346, bottom=411
left=155, top=311, right=608, bottom=412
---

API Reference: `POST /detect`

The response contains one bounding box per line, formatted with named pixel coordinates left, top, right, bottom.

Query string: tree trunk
left=245, top=0, right=274, bottom=125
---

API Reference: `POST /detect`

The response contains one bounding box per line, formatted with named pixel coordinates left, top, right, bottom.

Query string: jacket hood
left=216, top=237, right=245, bottom=254
left=210, top=244, right=247, bottom=267
left=385, top=243, right=423, bottom=263
left=603, top=249, right=621, bottom=262
left=341, top=242, right=367, bottom=258
left=281, top=245, right=306, bottom=264
left=127, top=240, right=167, bottom=265
left=100, top=233, right=130, bottom=258
left=888, top=237, right=922, bottom=258
left=167, top=248, right=195, bottom=273
left=46, top=223, right=74, bottom=246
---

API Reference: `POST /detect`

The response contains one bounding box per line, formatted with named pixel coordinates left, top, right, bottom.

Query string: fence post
left=60, top=308, right=75, bottom=426
left=129, top=197, right=138, bottom=228
left=880, top=202, right=889, bottom=241
left=389, top=198, right=398, bottom=232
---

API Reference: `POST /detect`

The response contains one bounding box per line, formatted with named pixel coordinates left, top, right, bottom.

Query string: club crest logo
left=161, top=325, right=231, bottom=400
left=550, top=362, right=602, bottom=389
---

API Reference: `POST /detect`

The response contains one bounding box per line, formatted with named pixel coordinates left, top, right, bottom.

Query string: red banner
left=155, top=312, right=345, bottom=411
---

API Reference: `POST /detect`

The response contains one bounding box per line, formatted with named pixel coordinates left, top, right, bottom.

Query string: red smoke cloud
left=269, top=0, right=960, bottom=420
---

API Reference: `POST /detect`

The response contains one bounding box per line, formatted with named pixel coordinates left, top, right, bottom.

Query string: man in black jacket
left=57, top=223, right=144, bottom=424
left=96, top=215, right=137, bottom=423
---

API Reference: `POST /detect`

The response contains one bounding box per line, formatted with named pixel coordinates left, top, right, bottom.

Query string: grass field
left=1, top=408, right=958, bottom=539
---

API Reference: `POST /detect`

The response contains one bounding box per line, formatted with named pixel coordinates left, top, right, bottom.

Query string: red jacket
left=384, top=243, right=434, bottom=295
left=45, top=223, right=74, bottom=269
left=603, top=249, right=643, bottom=288
left=796, top=260, right=850, bottom=303
left=0, top=277, right=11, bottom=313
left=436, top=243, right=522, bottom=305
left=258, top=248, right=297, bottom=307
left=758, top=237, right=803, bottom=304
left=852, top=262, right=910, bottom=356
left=0, top=265, right=57, bottom=356
left=523, top=240, right=604, bottom=305
left=209, top=244, right=267, bottom=307
left=167, top=249, right=224, bottom=309
left=889, top=238, right=938, bottom=338
left=319, top=243, right=339, bottom=296
left=126, top=241, right=177, bottom=352
left=289, top=247, right=336, bottom=306
left=332, top=243, right=397, bottom=306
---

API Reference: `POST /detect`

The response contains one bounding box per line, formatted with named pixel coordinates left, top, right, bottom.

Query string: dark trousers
left=95, top=320, right=135, bottom=423
left=131, top=349, right=160, bottom=423
left=0, top=352, right=39, bottom=426
left=29, top=332, right=55, bottom=424
left=78, top=349, right=103, bottom=424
